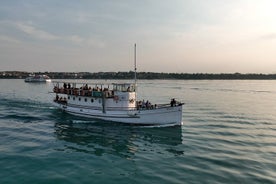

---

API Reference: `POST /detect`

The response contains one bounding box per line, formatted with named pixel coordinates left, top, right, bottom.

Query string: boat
left=25, top=74, right=51, bottom=82
left=52, top=45, right=184, bottom=125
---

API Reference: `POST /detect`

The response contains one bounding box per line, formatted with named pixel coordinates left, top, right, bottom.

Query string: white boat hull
left=55, top=102, right=183, bottom=126
left=25, top=75, right=51, bottom=82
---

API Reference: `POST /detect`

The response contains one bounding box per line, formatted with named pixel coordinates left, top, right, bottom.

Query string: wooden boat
left=52, top=44, right=183, bottom=125
left=52, top=81, right=183, bottom=125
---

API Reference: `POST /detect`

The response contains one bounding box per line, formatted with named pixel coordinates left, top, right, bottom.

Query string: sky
left=0, top=0, right=276, bottom=73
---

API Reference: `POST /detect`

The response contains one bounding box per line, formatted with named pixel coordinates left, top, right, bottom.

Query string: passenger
left=53, top=86, right=58, bottom=93
left=148, top=102, right=152, bottom=109
left=138, top=101, right=142, bottom=109
left=68, top=87, right=72, bottom=95
left=146, top=100, right=150, bottom=109
left=170, top=98, right=176, bottom=107
left=55, top=94, right=59, bottom=102
left=107, top=91, right=112, bottom=97
left=142, top=100, right=146, bottom=108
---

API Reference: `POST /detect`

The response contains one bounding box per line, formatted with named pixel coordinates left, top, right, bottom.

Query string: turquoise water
left=0, top=79, right=276, bottom=183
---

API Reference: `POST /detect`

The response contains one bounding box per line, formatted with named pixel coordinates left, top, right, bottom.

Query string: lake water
left=0, top=79, right=275, bottom=184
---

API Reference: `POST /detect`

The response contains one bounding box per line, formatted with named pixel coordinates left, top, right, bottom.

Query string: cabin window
left=91, top=99, right=94, bottom=103
left=73, top=97, right=75, bottom=100
left=68, top=96, right=70, bottom=100
left=113, top=84, right=135, bottom=92
left=84, top=98, right=87, bottom=102
left=99, top=99, right=101, bottom=104
left=79, top=97, right=81, bottom=101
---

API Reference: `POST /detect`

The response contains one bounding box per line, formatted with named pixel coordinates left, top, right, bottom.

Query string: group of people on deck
left=54, top=83, right=114, bottom=97
left=62, top=83, right=93, bottom=96
left=137, top=98, right=178, bottom=110
left=137, top=100, right=156, bottom=110
left=55, top=94, right=67, bottom=104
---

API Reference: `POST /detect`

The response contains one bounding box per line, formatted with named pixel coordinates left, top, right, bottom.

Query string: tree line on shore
left=1, top=71, right=276, bottom=80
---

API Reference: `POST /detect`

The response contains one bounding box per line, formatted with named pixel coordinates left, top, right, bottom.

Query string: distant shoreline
left=1, top=71, right=276, bottom=80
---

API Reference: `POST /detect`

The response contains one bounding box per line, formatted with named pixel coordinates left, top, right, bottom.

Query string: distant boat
left=51, top=44, right=184, bottom=126
left=25, top=74, right=51, bottom=83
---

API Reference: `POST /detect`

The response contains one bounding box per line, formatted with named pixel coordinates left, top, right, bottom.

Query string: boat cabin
left=53, top=82, right=137, bottom=111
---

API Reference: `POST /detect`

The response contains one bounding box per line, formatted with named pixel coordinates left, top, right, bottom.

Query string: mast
left=134, top=43, right=137, bottom=107
left=134, top=43, right=137, bottom=86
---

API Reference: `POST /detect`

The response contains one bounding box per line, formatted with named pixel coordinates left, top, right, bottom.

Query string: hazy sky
left=0, top=0, right=276, bottom=73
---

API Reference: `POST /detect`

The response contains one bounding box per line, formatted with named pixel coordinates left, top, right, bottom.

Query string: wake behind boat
left=51, top=44, right=183, bottom=125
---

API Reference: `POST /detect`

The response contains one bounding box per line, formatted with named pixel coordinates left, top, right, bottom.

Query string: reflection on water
left=54, top=114, right=183, bottom=158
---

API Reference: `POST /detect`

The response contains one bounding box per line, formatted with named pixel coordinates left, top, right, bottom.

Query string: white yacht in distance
left=52, top=45, right=184, bottom=125
left=25, top=74, right=51, bottom=82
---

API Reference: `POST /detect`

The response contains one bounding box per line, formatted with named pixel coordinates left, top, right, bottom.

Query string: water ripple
left=1, top=80, right=276, bottom=183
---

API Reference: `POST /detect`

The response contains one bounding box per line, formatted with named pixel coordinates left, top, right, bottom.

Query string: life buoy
left=114, top=96, right=119, bottom=101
